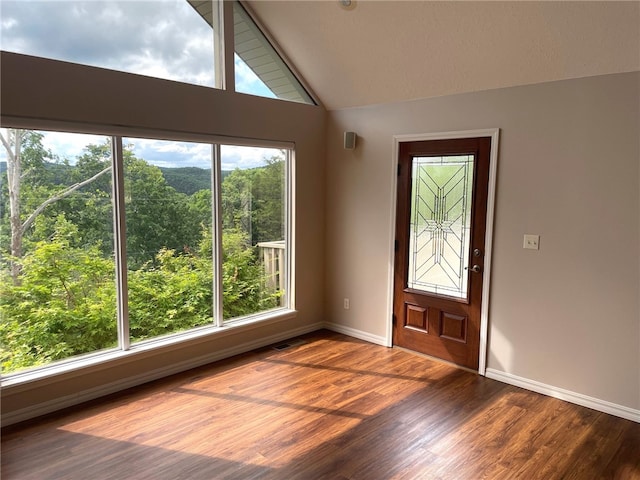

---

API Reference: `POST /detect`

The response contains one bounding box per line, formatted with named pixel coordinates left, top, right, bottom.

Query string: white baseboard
left=485, top=368, right=640, bottom=423
left=2, top=322, right=324, bottom=427
left=323, top=322, right=389, bottom=347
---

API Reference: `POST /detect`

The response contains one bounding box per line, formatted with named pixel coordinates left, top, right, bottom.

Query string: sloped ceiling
left=246, top=1, right=640, bottom=110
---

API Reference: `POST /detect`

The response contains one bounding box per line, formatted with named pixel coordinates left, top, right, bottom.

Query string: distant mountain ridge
left=0, top=162, right=229, bottom=195
left=158, top=167, right=214, bottom=195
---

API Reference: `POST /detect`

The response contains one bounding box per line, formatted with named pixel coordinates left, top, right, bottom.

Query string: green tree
left=221, top=167, right=253, bottom=245
left=187, top=189, right=213, bottom=230
left=221, top=228, right=280, bottom=319
left=47, top=142, right=114, bottom=255
left=0, top=216, right=117, bottom=372
left=0, top=129, right=111, bottom=283
left=220, top=155, right=284, bottom=246
left=250, top=156, right=284, bottom=244
left=124, top=155, right=201, bottom=267
left=127, top=245, right=213, bottom=342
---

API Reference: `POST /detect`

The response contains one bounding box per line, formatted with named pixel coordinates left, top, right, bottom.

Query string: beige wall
left=325, top=72, right=640, bottom=410
left=0, top=52, right=327, bottom=421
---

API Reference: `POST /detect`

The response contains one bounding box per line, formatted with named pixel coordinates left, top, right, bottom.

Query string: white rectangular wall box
left=523, top=234, right=540, bottom=250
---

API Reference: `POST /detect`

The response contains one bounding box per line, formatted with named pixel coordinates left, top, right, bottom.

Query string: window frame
left=0, top=123, right=296, bottom=386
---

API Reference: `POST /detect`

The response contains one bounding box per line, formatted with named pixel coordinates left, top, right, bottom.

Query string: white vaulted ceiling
left=246, top=1, right=640, bottom=110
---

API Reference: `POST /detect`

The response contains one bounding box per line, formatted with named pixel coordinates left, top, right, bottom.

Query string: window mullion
left=212, top=0, right=224, bottom=89
left=285, top=149, right=294, bottom=310
left=222, top=0, right=235, bottom=91
left=212, top=144, right=224, bottom=327
left=111, top=136, right=130, bottom=350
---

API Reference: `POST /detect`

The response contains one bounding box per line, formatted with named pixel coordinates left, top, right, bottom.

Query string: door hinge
left=397, top=164, right=401, bottom=176
left=392, top=314, right=397, bottom=326
left=394, top=239, right=399, bottom=252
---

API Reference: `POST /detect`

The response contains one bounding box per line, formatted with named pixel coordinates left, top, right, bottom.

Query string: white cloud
left=42, top=131, right=110, bottom=162
left=126, top=137, right=212, bottom=168
left=1, top=18, right=17, bottom=30
left=2, top=133, right=274, bottom=172
left=0, top=129, right=108, bottom=164
left=221, top=145, right=280, bottom=171
left=1, top=0, right=217, bottom=87
left=0, top=129, right=281, bottom=171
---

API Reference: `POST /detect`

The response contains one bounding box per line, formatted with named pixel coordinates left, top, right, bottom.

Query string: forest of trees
left=0, top=130, right=285, bottom=374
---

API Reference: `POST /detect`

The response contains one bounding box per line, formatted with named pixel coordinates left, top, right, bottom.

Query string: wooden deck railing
left=257, top=240, right=285, bottom=297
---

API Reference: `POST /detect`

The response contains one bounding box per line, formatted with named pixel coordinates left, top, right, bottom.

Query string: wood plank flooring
left=2, top=330, right=639, bottom=479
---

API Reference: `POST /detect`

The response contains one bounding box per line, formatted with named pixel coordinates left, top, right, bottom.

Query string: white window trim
left=112, top=136, right=130, bottom=350
left=212, top=143, right=225, bottom=327
left=0, top=124, right=296, bottom=386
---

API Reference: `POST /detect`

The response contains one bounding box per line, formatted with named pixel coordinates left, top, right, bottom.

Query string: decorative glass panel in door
left=408, top=155, right=474, bottom=299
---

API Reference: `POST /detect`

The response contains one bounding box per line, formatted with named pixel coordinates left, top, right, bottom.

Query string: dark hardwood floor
left=2, top=330, right=639, bottom=479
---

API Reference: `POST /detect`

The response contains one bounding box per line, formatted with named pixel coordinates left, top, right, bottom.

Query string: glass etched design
left=408, top=155, right=474, bottom=299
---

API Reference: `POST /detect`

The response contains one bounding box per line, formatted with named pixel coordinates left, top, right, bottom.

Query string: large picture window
left=0, top=128, right=293, bottom=375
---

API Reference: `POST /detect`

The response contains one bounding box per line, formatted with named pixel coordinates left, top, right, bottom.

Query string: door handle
left=466, top=265, right=481, bottom=273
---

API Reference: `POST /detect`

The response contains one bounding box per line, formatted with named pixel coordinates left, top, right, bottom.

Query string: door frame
left=386, top=128, right=500, bottom=375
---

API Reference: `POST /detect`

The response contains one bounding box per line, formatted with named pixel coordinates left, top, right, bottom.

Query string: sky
left=0, top=0, right=279, bottom=170
left=0, top=128, right=281, bottom=172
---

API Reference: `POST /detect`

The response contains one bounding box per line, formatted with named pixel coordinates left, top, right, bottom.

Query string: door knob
left=466, top=264, right=481, bottom=273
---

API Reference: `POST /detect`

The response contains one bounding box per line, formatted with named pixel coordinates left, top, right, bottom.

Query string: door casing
left=386, top=129, right=500, bottom=375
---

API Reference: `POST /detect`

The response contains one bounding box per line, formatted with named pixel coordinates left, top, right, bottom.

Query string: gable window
left=1, top=0, right=315, bottom=104
left=0, top=128, right=293, bottom=375
left=232, top=2, right=314, bottom=104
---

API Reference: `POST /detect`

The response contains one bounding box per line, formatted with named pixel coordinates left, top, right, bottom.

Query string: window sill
left=1, top=309, right=297, bottom=391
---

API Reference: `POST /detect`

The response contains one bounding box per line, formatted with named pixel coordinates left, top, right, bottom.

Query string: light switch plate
left=523, top=234, right=540, bottom=250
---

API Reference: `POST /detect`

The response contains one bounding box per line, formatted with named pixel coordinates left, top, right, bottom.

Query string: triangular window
left=232, top=1, right=315, bottom=104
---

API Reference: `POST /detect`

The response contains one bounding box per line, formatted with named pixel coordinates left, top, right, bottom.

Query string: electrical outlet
left=343, top=298, right=350, bottom=310
left=523, top=234, right=540, bottom=250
